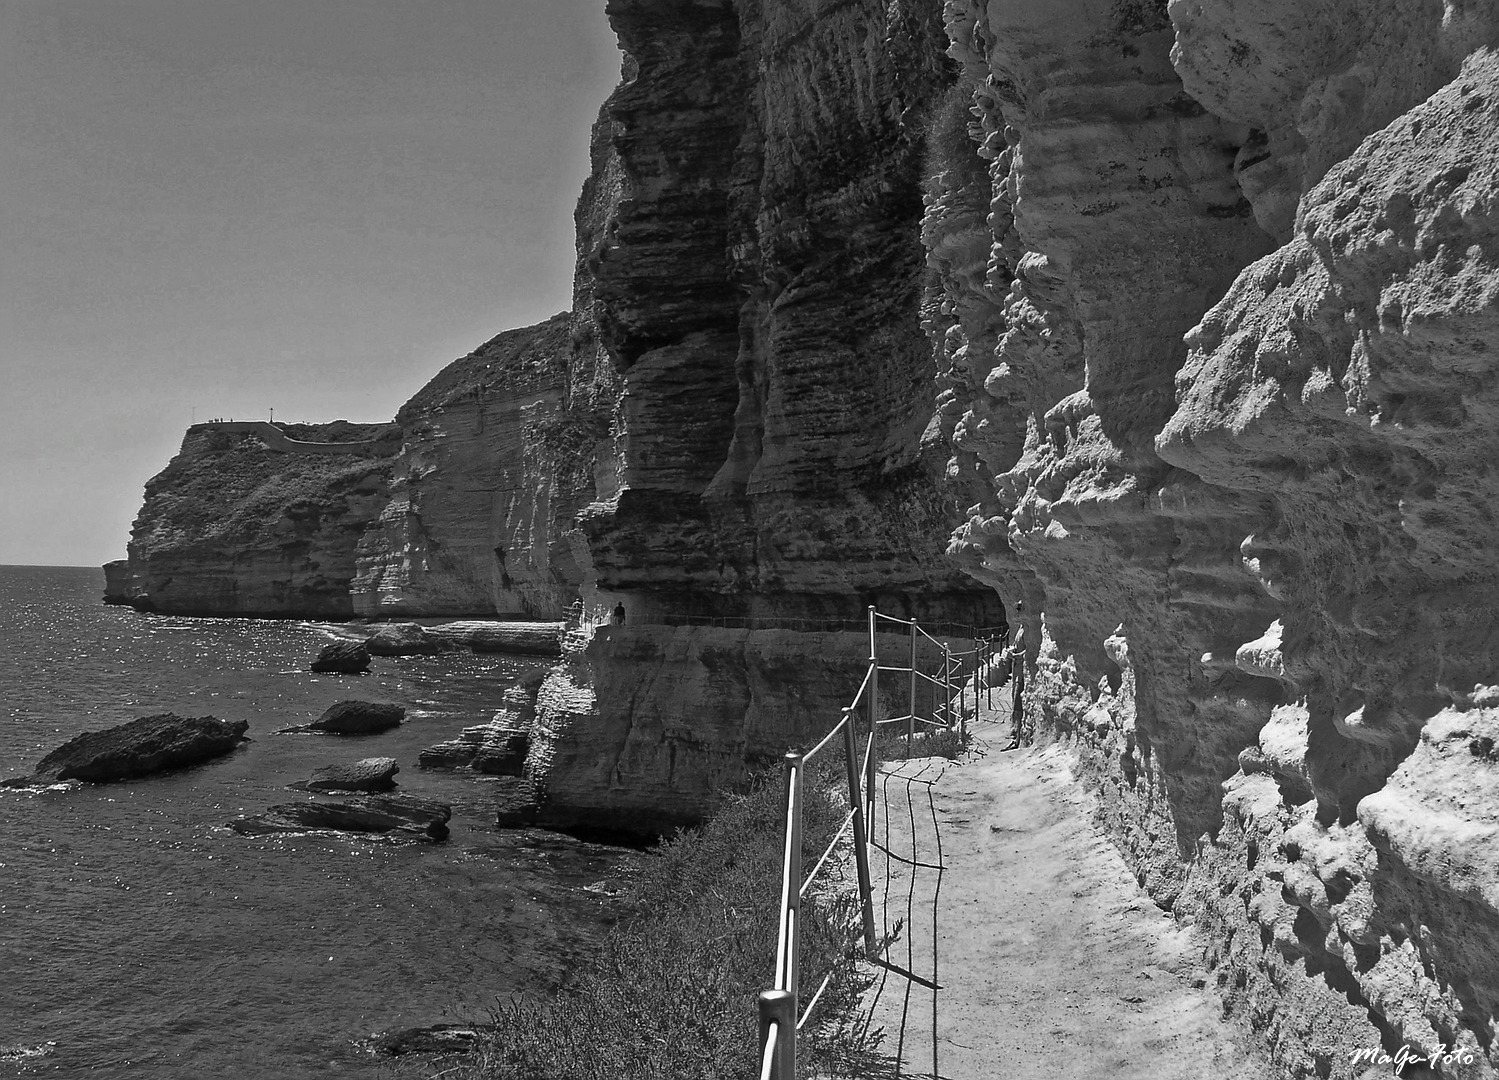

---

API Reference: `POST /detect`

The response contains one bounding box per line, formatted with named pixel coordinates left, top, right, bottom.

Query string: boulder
left=1, top=713, right=249, bottom=786
left=229, top=794, right=451, bottom=840
left=291, top=757, right=400, bottom=793
left=419, top=725, right=529, bottom=775
left=310, top=640, right=370, bottom=674
left=365, top=623, right=443, bottom=657
left=277, top=700, right=404, bottom=735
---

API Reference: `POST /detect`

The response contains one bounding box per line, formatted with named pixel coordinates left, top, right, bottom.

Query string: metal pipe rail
left=757, top=605, right=982, bottom=1078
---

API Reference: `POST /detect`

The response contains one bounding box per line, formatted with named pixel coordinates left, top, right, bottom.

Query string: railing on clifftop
left=757, top=607, right=999, bottom=1080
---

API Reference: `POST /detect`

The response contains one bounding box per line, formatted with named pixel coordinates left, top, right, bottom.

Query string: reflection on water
left=0, top=567, right=631, bottom=1079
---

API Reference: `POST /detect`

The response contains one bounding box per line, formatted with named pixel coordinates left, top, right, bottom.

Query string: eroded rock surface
left=923, top=2, right=1499, bottom=1071
left=3, top=714, right=249, bottom=786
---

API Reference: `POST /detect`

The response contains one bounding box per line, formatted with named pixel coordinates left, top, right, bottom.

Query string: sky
left=0, top=0, right=622, bottom=567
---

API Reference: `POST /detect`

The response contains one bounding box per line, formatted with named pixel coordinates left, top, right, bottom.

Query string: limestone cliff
left=523, top=0, right=1006, bottom=838
left=115, top=422, right=397, bottom=617
left=921, top=0, right=1499, bottom=1071
left=350, top=313, right=603, bottom=618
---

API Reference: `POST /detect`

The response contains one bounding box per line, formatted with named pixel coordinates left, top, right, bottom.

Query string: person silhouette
left=1003, top=603, right=1026, bottom=751
left=611, top=602, right=626, bottom=626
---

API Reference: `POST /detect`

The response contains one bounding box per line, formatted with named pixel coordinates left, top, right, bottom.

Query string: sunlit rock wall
left=350, top=314, right=593, bottom=618
left=926, top=0, right=1499, bottom=1071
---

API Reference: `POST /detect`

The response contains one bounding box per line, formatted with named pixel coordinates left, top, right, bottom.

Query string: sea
left=0, top=566, right=633, bottom=1079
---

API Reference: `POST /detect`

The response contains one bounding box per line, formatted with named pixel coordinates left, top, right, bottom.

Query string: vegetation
left=447, top=764, right=891, bottom=1080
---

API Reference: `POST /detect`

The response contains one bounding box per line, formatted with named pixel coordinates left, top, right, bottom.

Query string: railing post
left=908, top=618, right=917, bottom=750
left=841, top=706, right=878, bottom=958
left=758, top=988, right=795, bottom=1080
left=776, top=751, right=804, bottom=1010
left=943, top=642, right=953, bottom=732
left=866, top=605, right=878, bottom=812
left=986, top=637, right=993, bottom=710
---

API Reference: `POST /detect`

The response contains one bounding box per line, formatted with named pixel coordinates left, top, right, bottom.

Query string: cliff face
left=117, top=422, right=397, bottom=617
left=523, top=0, right=1005, bottom=835
left=920, top=0, right=1499, bottom=1070
left=579, top=0, right=998, bottom=625
left=350, top=314, right=601, bottom=618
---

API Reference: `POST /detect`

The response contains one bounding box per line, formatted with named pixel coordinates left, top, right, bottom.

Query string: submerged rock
left=2, top=713, right=249, bottom=786
left=229, top=794, right=451, bottom=840
left=291, top=757, right=400, bottom=793
left=364, top=1024, right=481, bottom=1058
left=310, top=640, right=370, bottom=674
left=365, top=623, right=443, bottom=656
left=277, top=700, right=404, bottom=735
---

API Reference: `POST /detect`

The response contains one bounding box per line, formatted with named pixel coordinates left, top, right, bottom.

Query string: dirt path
left=860, top=711, right=1272, bottom=1080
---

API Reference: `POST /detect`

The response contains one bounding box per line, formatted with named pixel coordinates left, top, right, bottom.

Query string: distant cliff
left=108, top=421, right=397, bottom=617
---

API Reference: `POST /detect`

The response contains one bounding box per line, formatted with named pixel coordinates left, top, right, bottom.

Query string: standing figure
left=611, top=602, right=626, bottom=626
left=1003, top=616, right=1027, bottom=751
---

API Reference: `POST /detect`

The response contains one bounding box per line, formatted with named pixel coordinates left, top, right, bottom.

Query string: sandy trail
left=859, top=712, right=1271, bottom=1080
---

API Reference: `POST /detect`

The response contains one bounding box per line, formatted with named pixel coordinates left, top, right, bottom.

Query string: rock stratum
left=106, top=3, right=1499, bottom=1072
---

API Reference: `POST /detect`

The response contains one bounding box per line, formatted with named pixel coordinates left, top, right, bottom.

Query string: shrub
left=453, top=765, right=889, bottom=1080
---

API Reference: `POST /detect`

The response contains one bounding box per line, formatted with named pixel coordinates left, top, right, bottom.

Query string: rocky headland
left=106, top=421, right=398, bottom=616
left=106, top=2, right=1499, bottom=1073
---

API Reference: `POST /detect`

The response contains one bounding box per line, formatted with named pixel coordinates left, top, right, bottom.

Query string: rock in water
left=419, top=725, right=529, bottom=774
left=295, top=757, right=400, bottom=792
left=310, top=640, right=370, bottom=674
left=1, top=714, right=249, bottom=786
left=277, top=700, right=405, bottom=735
left=229, top=794, right=451, bottom=840
left=365, top=1025, right=481, bottom=1057
left=365, top=623, right=442, bottom=656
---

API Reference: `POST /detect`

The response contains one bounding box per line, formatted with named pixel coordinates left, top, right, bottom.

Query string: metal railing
left=757, top=606, right=1000, bottom=1079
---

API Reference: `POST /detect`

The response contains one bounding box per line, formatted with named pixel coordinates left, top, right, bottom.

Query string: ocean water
left=0, top=566, right=631, bottom=1079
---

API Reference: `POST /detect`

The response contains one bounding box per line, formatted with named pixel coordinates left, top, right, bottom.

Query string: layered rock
left=529, top=624, right=960, bottom=834
left=921, top=0, right=1499, bottom=1071
left=351, top=314, right=607, bottom=618
left=525, top=0, right=1004, bottom=834
left=419, top=680, right=538, bottom=774
left=114, top=422, right=398, bottom=617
